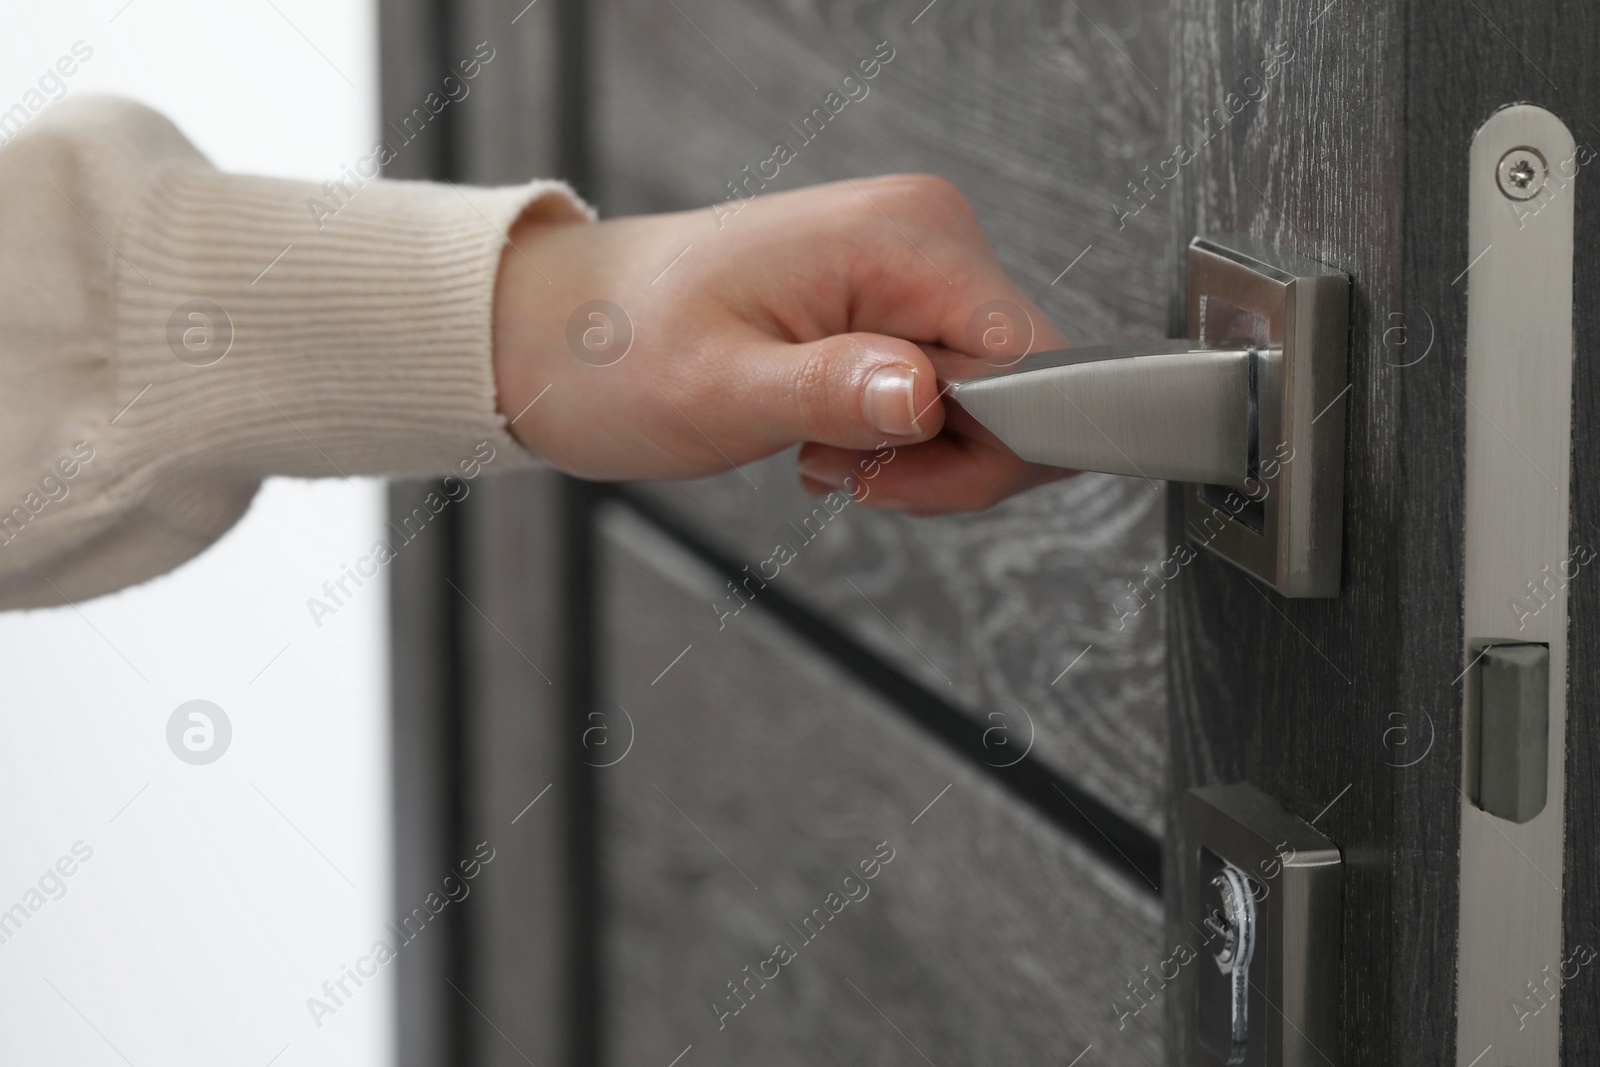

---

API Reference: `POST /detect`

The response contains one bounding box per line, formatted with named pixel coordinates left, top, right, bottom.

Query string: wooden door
left=380, top=1, right=1600, bottom=1064
left=384, top=0, right=1170, bottom=1063
left=580, top=4, right=1173, bottom=1063
left=1168, top=2, right=1600, bottom=1065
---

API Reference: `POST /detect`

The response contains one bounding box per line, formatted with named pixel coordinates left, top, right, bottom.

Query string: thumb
left=745, top=331, right=945, bottom=452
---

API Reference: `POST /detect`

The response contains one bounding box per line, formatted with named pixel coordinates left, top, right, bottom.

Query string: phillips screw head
left=1497, top=147, right=1549, bottom=201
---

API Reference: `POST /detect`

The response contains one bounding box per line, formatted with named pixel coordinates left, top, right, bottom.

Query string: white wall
left=0, top=3, right=392, bottom=1065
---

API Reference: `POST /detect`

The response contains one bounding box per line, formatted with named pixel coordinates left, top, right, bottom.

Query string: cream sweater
left=0, top=96, right=588, bottom=610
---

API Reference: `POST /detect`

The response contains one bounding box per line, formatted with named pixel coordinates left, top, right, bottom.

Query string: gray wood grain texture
left=1165, top=1, right=1477, bottom=1064
left=382, top=1, right=464, bottom=1059
left=386, top=479, right=459, bottom=1067
left=1564, top=115, right=1600, bottom=1067
left=383, top=2, right=573, bottom=1063
left=460, top=469, right=571, bottom=1067
left=387, top=468, right=574, bottom=1067
left=598, top=505, right=1165, bottom=1065
left=454, top=0, right=567, bottom=185
left=592, top=0, right=1174, bottom=834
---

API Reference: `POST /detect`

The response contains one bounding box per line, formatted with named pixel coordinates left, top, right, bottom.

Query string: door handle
left=946, top=236, right=1350, bottom=598
left=946, top=340, right=1255, bottom=486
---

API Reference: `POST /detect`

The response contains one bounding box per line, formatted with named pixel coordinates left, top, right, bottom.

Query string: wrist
left=492, top=208, right=591, bottom=445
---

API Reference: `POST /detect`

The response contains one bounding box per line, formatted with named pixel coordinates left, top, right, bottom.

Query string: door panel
left=631, top=465, right=1166, bottom=831
left=386, top=0, right=1600, bottom=1063
left=1169, top=0, right=1600, bottom=1064
left=460, top=471, right=572, bottom=1067
left=1165, top=0, right=1418, bottom=1060
left=599, top=507, right=1164, bottom=1064
left=595, top=0, right=1173, bottom=833
left=382, top=4, right=576, bottom=1063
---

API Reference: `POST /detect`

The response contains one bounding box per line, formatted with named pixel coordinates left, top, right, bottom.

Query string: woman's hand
left=492, top=175, right=1072, bottom=514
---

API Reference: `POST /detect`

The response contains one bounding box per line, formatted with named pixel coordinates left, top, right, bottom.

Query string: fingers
left=811, top=175, right=1072, bottom=360
left=698, top=174, right=1073, bottom=470
left=795, top=405, right=1073, bottom=515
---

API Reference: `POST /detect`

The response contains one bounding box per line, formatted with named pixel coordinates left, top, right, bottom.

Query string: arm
left=0, top=95, right=584, bottom=609
left=0, top=97, right=1065, bottom=610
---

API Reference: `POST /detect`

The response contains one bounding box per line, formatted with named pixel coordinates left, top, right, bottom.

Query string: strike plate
left=1455, top=103, right=1577, bottom=1067
left=1181, top=236, right=1349, bottom=597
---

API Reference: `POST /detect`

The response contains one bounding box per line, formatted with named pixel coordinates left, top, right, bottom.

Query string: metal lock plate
left=1455, top=104, right=1577, bottom=1067
left=1183, top=783, right=1342, bottom=1067
left=1182, top=237, right=1349, bottom=597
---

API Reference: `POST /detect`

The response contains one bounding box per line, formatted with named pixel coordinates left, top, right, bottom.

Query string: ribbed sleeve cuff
left=114, top=164, right=591, bottom=495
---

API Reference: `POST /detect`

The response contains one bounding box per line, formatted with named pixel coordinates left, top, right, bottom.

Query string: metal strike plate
left=1455, top=104, right=1577, bottom=1067
left=1183, top=783, right=1342, bottom=1067
left=1181, top=237, right=1349, bottom=598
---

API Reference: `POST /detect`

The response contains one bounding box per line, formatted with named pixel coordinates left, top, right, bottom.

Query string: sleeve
left=0, top=95, right=592, bottom=609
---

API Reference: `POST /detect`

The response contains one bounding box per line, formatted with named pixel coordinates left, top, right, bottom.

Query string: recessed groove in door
left=606, top=485, right=1164, bottom=893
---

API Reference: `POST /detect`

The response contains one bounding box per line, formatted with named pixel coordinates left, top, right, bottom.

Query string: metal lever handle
left=944, top=340, right=1256, bottom=485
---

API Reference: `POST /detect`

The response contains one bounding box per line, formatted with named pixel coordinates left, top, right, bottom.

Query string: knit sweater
left=0, top=95, right=588, bottom=609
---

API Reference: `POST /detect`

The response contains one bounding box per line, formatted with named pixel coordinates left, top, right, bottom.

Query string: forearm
left=0, top=95, right=589, bottom=608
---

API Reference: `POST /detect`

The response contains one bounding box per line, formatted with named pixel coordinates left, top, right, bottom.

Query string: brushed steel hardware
left=944, top=341, right=1253, bottom=484
left=1472, top=642, right=1550, bottom=824
left=1456, top=104, right=1576, bottom=1067
left=946, top=236, right=1349, bottom=597
left=1184, top=784, right=1342, bottom=1067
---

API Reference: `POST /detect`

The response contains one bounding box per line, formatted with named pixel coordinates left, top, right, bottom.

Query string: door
left=1168, top=3, right=1600, bottom=1066
left=380, top=1, right=1600, bottom=1065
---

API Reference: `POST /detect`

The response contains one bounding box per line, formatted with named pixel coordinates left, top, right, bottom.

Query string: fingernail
left=862, top=365, right=921, bottom=437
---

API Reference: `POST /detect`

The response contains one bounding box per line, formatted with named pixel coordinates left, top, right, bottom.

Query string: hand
left=492, top=175, right=1073, bottom=514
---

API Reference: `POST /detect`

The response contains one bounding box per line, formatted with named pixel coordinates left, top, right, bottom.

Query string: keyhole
left=1207, top=878, right=1241, bottom=969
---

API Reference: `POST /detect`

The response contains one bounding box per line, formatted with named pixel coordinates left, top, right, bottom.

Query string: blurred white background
left=0, top=2, right=392, bottom=1065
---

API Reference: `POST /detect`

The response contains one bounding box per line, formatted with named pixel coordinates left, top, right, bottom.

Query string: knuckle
left=889, top=173, right=973, bottom=217
left=846, top=173, right=972, bottom=222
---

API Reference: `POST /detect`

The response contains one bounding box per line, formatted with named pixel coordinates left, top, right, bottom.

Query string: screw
left=1497, top=147, right=1548, bottom=201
